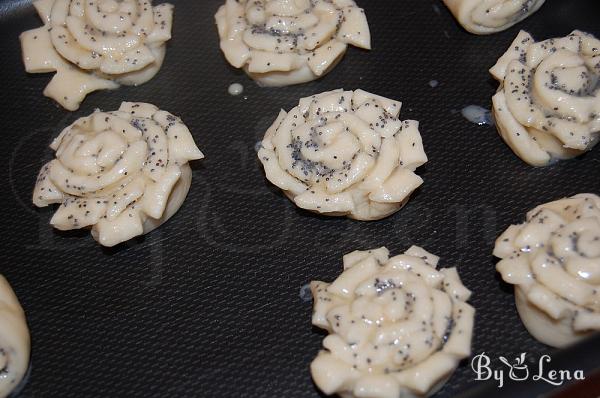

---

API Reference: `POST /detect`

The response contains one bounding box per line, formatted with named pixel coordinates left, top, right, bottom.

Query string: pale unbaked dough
left=310, top=246, right=474, bottom=398
left=33, top=102, right=204, bottom=247
left=443, top=0, right=545, bottom=34
left=215, top=0, right=371, bottom=86
left=0, top=276, right=30, bottom=398
left=20, top=0, right=174, bottom=111
left=258, top=89, right=428, bottom=221
left=494, top=194, right=600, bottom=347
left=490, top=30, right=600, bottom=166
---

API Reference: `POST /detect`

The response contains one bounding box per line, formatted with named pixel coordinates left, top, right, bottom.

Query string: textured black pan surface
left=0, top=0, right=599, bottom=397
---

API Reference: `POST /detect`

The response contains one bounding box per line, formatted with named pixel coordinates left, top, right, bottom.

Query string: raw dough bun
left=495, top=193, right=600, bottom=347
left=258, top=89, right=427, bottom=221
left=0, top=275, right=30, bottom=398
left=215, top=0, right=370, bottom=86
left=443, top=0, right=545, bottom=34
left=310, top=246, right=475, bottom=398
left=490, top=30, right=600, bottom=166
left=33, top=102, right=204, bottom=247
left=20, top=0, right=174, bottom=110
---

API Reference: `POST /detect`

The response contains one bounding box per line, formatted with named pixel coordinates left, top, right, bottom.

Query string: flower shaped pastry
left=20, top=0, right=174, bottom=110
left=33, top=102, right=204, bottom=247
left=495, top=193, right=600, bottom=347
left=310, top=246, right=474, bottom=398
left=215, top=0, right=370, bottom=86
left=490, top=30, right=600, bottom=166
left=0, top=275, right=30, bottom=398
left=258, top=89, right=427, bottom=221
left=442, top=0, right=545, bottom=35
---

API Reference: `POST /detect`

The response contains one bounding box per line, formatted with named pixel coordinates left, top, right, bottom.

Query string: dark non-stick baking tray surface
left=1, top=0, right=599, bottom=397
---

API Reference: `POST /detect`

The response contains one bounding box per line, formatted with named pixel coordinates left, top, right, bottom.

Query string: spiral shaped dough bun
left=490, top=30, right=600, bottom=166
left=33, top=102, right=204, bottom=247
left=0, top=276, right=30, bottom=398
left=215, top=0, right=370, bottom=87
left=258, top=89, right=427, bottom=221
left=310, top=246, right=474, bottom=398
left=442, top=0, right=545, bottom=35
left=494, top=194, right=600, bottom=348
left=20, top=0, right=174, bottom=110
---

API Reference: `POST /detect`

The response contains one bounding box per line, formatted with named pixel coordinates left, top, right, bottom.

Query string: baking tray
left=1, top=0, right=599, bottom=397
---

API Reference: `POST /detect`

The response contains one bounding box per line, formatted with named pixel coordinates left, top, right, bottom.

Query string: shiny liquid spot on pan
left=461, top=105, right=495, bottom=126
left=299, top=283, right=312, bottom=302
left=228, top=83, right=244, bottom=96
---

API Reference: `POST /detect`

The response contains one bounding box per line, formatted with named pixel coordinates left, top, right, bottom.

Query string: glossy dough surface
left=33, top=102, right=204, bottom=247
left=310, top=246, right=474, bottom=398
left=443, top=0, right=545, bottom=34
left=494, top=194, right=600, bottom=347
left=258, top=89, right=427, bottom=221
left=0, top=276, right=30, bottom=398
left=20, top=0, right=174, bottom=110
left=215, top=0, right=370, bottom=86
left=490, top=30, right=600, bottom=166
